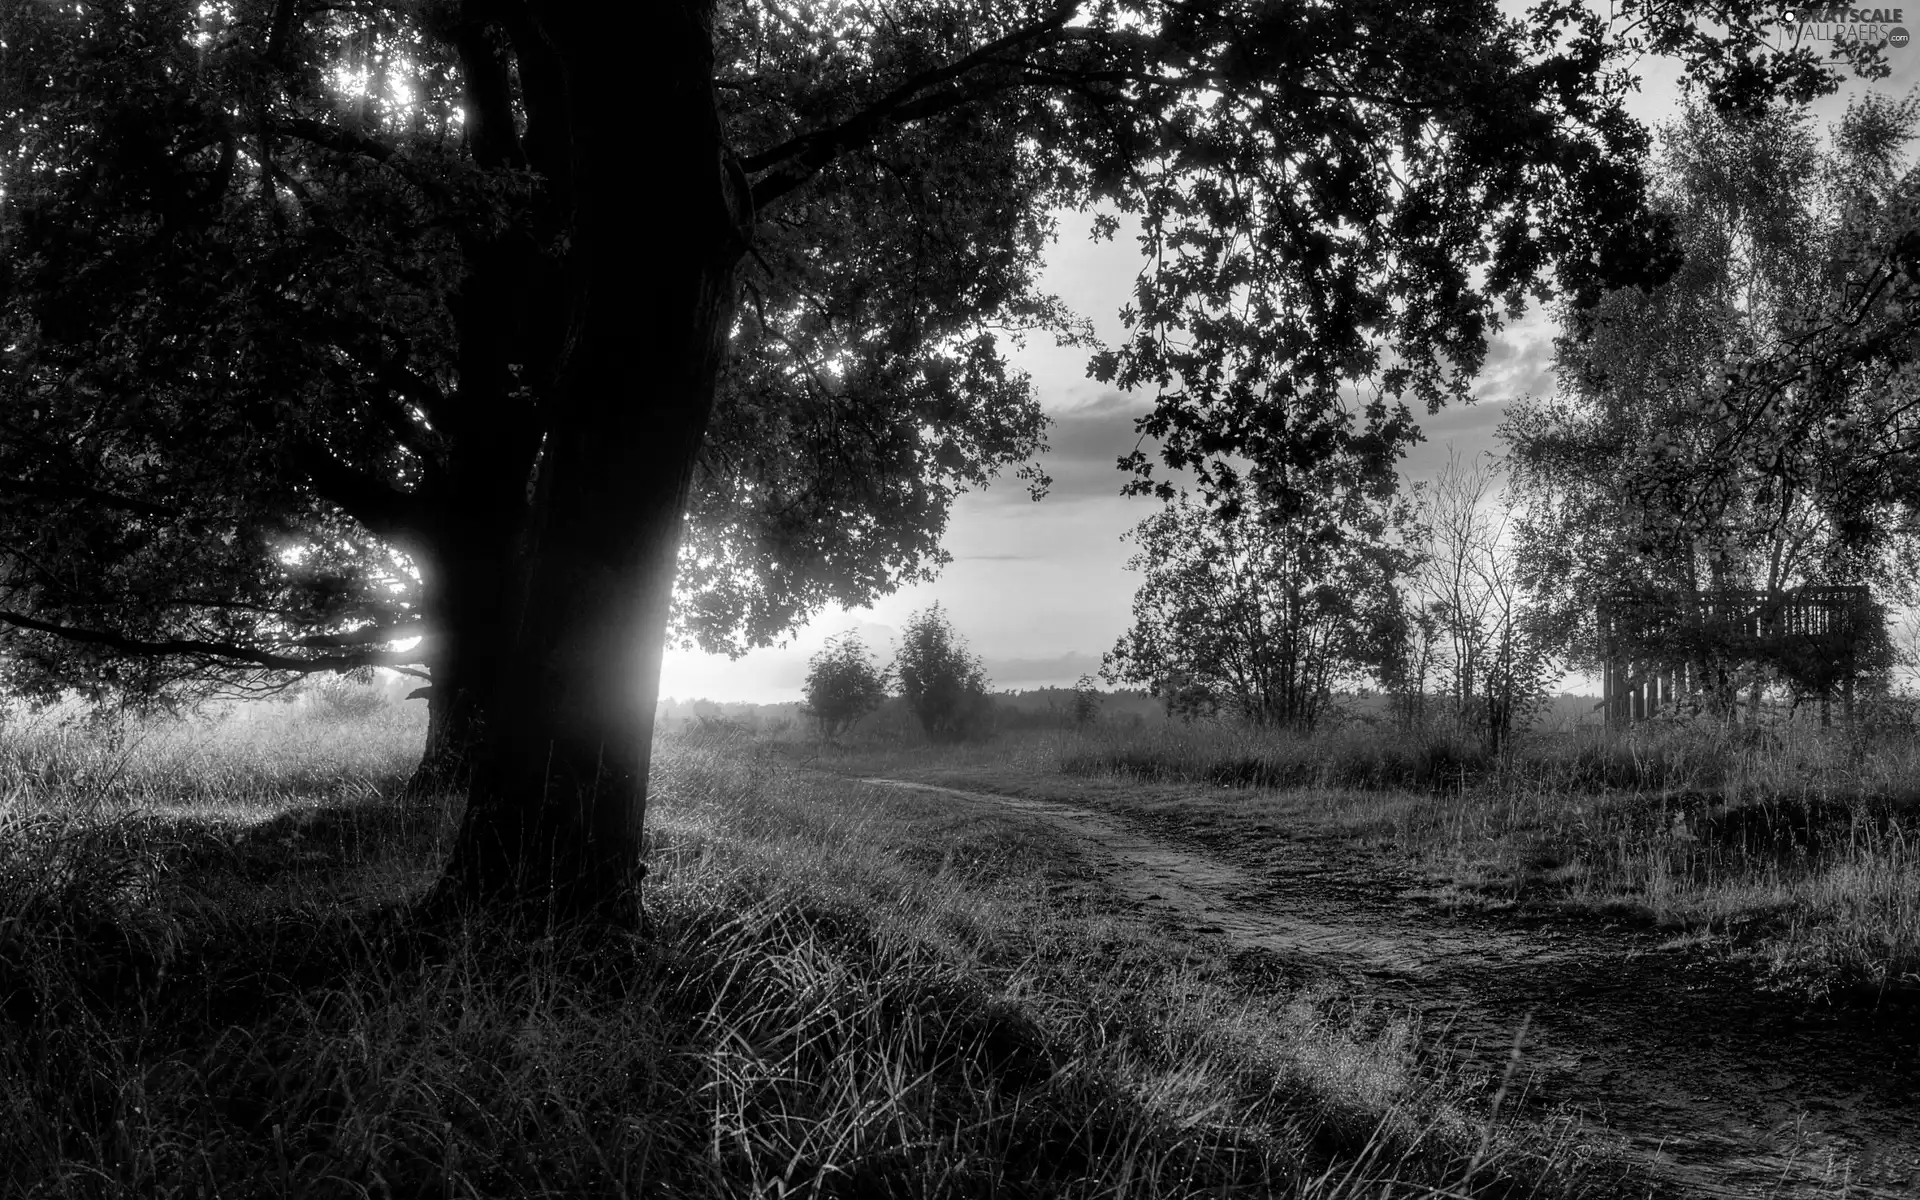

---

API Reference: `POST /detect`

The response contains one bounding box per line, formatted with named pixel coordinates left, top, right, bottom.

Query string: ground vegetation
left=0, top=699, right=1640, bottom=1197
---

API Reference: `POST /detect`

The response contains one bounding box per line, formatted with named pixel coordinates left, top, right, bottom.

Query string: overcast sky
left=662, top=16, right=1920, bottom=706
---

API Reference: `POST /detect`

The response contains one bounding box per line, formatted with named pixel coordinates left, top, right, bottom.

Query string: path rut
left=853, top=776, right=1920, bottom=1200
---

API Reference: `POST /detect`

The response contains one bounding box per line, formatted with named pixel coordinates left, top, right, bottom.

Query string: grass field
left=0, top=695, right=1670, bottom=1198
left=786, top=706, right=1920, bottom=1008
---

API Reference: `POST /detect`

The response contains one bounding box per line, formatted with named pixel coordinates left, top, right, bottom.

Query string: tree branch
left=270, top=116, right=463, bottom=210
left=319, top=338, right=451, bottom=458
left=453, top=11, right=529, bottom=170
left=499, top=4, right=574, bottom=197
left=259, top=292, right=454, bottom=445
left=291, top=442, right=425, bottom=543
left=265, top=0, right=301, bottom=66
left=272, top=621, right=429, bottom=650
left=744, top=4, right=1079, bottom=209
left=186, top=115, right=239, bottom=212
left=0, top=478, right=181, bottom=518
left=0, top=609, right=424, bottom=673
left=272, top=115, right=399, bottom=164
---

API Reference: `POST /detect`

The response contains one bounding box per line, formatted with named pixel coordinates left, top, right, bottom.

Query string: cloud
left=803, top=618, right=898, bottom=648
left=1009, top=313, right=1558, bottom=511
left=1470, top=355, right=1555, bottom=408
left=967, top=387, right=1205, bottom=512
left=1050, top=388, right=1144, bottom=416
left=980, top=650, right=1108, bottom=688
left=1480, top=332, right=1522, bottom=368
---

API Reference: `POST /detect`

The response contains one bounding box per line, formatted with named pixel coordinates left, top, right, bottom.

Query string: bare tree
left=1413, top=449, right=1554, bottom=753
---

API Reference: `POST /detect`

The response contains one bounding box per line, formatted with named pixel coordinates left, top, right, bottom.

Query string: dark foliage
left=892, top=603, right=994, bottom=743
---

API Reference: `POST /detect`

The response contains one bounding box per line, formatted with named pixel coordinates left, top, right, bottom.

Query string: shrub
left=800, top=633, right=892, bottom=741
left=1071, top=674, right=1102, bottom=728
left=892, top=604, right=993, bottom=743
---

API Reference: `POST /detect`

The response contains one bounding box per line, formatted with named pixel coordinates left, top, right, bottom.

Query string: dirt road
left=852, top=776, right=1920, bottom=1199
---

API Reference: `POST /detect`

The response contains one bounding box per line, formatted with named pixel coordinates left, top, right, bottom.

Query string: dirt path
left=851, top=776, right=1920, bottom=1200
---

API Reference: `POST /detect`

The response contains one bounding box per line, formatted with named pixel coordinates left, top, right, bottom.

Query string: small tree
left=1070, top=673, right=1102, bottom=728
left=891, top=604, right=993, bottom=743
left=1374, top=584, right=1441, bottom=732
left=1103, top=474, right=1416, bottom=734
left=1414, top=449, right=1557, bottom=754
left=800, top=632, right=892, bottom=741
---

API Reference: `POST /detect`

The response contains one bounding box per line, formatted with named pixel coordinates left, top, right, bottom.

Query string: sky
left=660, top=12, right=1920, bottom=706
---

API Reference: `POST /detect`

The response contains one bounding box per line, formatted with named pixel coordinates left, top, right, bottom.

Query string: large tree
left=0, top=1, right=1062, bottom=770
left=0, top=0, right=1870, bottom=918
left=1504, top=95, right=1920, bottom=713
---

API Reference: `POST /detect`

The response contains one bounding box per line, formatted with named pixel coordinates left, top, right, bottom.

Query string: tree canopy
left=0, top=1, right=1866, bottom=710
left=1103, top=467, right=1415, bottom=731
left=891, top=602, right=993, bottom=742
left=0, top=0, right=1074, bottom=712
left=1504, top=94, right=1920, bottom=693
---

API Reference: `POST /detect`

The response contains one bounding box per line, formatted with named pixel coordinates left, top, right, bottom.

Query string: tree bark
left=433, top=4, right=749, bottom=923
left=405, top=624, right=494, bottom=802
left=404, top=477, right=536, bottom=799
left=409, top=685, right=473, bottom=796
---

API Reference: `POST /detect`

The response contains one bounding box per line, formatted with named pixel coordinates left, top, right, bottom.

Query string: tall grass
left=0, top=700, right=1649, bottom=1196
left=876, top=713, right=1920, bottom=1005
left=783, top=706, right=1920, bottom=1004
left=1031, top=707, right=1920, bottom=797
left=0, top=697, right=426, bottom=813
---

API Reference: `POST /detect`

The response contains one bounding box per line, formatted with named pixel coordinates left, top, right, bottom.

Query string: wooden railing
left=1596, top=586, right=1872, bottom=728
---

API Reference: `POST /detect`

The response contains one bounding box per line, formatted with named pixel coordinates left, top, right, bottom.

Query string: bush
left=1071, top=674, right=1102, bottom=728
left=800, top=633, right=892, bottom=741
left=892, top=604, right=993, bottom=743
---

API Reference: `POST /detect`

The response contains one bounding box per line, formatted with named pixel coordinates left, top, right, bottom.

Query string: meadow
left=795, top=694, right=1920, bottom=1009
left=0, top=682, right=1911, bottom=1196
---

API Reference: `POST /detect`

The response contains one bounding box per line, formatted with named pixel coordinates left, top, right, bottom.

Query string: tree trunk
left=407, top=630, right=496, bottom=802
left=409, top=685, right=477, bottom=796
left=433, top=5, right=749, bottom=922
left=405, top=489, right=535, bottom=799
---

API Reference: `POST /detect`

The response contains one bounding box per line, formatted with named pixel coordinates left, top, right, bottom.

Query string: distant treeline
left=655, top=687, right=1606, bottom=735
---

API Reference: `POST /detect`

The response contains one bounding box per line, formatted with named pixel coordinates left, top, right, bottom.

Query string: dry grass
left=794, top=711, right=1920, bottom=1006
left=0, top=699, right=1652, bottom=1197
